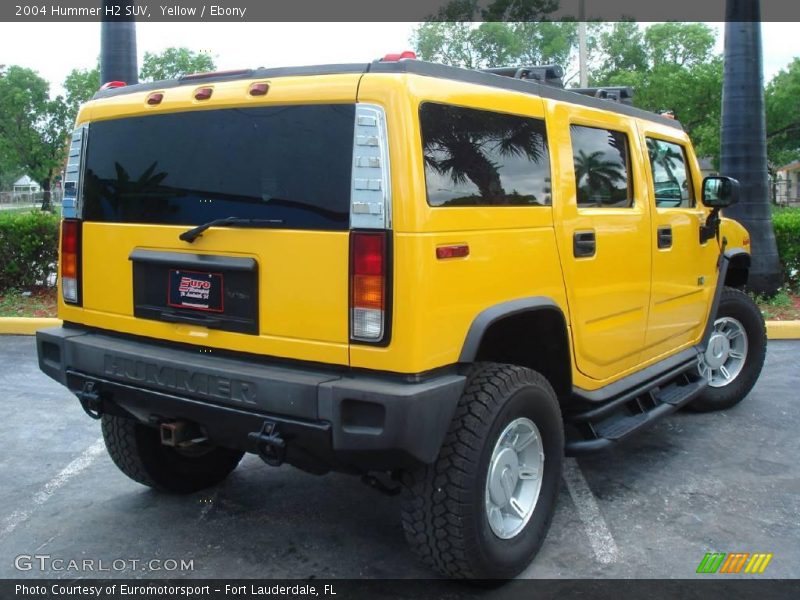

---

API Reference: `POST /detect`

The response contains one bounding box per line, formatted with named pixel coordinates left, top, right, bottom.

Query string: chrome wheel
left=699, top=316, right=748, bottom=388
left=485, top=417, right=545, bottom=540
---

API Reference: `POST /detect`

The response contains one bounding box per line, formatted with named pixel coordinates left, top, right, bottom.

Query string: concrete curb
left=0, top=318, right=62, bottom=335
left=766, top=320, right=800, bottom=340
left=1, top=317, right=799, bottom=340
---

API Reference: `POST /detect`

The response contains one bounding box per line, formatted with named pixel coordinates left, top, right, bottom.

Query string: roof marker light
left=99, top=81, right=126, bottom=90
left=194, top=87, right=213, bottom=100
left=146, top=92, right=164, bottom=105
left=381, top=51, right=417, bottom=62
left=248, top=82, right=269, bottom=96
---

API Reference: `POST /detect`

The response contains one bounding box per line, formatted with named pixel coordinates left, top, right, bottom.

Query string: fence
left=0, top=189, right=63, bottom=208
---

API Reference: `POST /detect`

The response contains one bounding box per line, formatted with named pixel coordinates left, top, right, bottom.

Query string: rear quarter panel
left=352, top=74, right=568, bottom=374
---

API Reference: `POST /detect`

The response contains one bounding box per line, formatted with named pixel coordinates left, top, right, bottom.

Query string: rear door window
left=570, top=125, right=633, bottom=208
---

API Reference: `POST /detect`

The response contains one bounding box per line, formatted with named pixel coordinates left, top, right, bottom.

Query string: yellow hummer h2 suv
left=37, top=56, right=766, bottom=579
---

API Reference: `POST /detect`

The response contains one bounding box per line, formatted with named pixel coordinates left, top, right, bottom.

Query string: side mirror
left=702, top=176, right=740, bottom=208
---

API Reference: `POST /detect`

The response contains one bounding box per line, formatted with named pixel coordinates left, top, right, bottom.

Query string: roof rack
left=482, top=65, right=565, bottom=88
left=570, top=86, right=634, bottom=106
left=481, top=64, right=635, bottom=106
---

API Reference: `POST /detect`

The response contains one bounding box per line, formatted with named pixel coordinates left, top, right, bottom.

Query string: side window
left=646, top=138, right=695, bottom=208
left=419, top=103, right=551, bottom=207
left=570, top=125, right=633, bottom=208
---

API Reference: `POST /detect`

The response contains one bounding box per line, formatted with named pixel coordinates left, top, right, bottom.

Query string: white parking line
left=562, top=457, right=620, bottom=564
left=0, top=438, right=105, bottom=538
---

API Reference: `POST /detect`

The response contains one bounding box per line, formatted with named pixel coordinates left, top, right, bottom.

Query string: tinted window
left=570, top=125, right=633, bottom=208
left=82, top=104, right=355, bottom=230
left=646, top=138, right=694, bottom=208
left=420, top=103, right=551, bottom=207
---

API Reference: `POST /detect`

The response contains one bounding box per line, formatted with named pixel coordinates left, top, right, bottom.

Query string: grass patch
left=0, top=286, right=57, bottom=318
left=753, top=288, right=800, bottom=321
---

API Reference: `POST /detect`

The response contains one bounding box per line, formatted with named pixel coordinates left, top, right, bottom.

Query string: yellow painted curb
left=0, top=317, right=799, bottom=340
left=0, top=318, right=62, bottom=335
left=766, top=320, right=800, bottom=340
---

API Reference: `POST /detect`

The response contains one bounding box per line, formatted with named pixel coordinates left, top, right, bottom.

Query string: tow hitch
left=160, top=421, right=208, bottom=448
left=248, top=420, right=286, bottom=466
left=76, top=381, right=103, bottom=420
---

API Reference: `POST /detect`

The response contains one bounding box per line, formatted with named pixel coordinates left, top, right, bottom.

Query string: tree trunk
left=40, top=178, right=52, bottom=212
left=453, top=139, right=506, bottom=202
left=720, top=1, right=782, bottom=294
left=101, top=1, right=138, bottom=85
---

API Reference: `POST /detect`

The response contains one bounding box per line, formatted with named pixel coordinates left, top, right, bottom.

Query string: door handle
left=573, top=230, right=596, bottom=258
left=657, top=225, right=673, bottom=249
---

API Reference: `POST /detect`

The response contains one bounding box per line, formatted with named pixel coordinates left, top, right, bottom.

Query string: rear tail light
left=350, top=231, right=388, bottom=342
left=60, top=219, right=81, bottom=305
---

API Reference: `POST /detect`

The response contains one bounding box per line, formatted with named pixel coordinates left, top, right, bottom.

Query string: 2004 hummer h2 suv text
left=37, top=56, right=766, bottom=579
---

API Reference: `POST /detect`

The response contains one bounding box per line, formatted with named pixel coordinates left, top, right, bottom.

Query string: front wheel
left=691, top=288, right=767, bottom=412
left=400, top=363, right=563, bottom=579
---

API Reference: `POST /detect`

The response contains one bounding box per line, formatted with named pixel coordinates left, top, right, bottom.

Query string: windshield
left=81, top=104, right=355, bottom=230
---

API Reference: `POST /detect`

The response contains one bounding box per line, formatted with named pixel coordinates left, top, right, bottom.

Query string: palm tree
left=647, top=139, right=682, bottom=186
left=421, top=106, right=547, bottom=204
left=100, top=1, right=138, bottom=85
left=573, top=149, right=626, bottom=205
left=720, top=0, right=781, bottom=293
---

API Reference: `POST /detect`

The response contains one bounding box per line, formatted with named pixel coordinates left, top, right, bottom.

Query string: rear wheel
left=400, top=363, right=563, bottom=579
left=691, top=288, right=767, bottom=412
left=101, top=415, right=244, bottom=494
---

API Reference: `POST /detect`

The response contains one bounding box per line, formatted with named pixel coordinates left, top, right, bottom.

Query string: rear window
left=82, top=104, right=355, bottom=230
left=420, top=103, right=551, bottom=207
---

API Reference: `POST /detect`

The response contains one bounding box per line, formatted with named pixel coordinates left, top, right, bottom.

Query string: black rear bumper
left=37, top=326, right=465, bottom=473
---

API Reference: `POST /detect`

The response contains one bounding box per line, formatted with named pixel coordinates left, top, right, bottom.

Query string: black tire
left=689, top=287, right=767, bottom=412
left=400, top=363, right=563, bottom=579
left=101, top=415, right=244, bottom=494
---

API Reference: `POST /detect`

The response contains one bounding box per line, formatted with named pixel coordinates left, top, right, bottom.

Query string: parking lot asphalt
left=0, top=335, right=797, bottom=580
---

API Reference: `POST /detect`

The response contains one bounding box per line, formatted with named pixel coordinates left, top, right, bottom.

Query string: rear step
left=566, top=373, right=707, bottom=455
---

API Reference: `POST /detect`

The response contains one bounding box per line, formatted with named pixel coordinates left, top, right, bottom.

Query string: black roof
left=93, top=59, right=682, bottom=131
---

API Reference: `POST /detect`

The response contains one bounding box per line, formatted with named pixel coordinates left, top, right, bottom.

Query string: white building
left=775, top=161, right=800, bottom=205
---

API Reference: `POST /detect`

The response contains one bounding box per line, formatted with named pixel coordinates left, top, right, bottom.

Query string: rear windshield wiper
left=179, top=217, right=284, bottom=243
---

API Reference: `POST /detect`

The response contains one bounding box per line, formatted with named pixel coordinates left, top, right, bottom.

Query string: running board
left=565, top=373, right=707, bottom=455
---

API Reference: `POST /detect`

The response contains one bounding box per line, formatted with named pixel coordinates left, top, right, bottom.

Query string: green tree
left=139, top=47, right=215, bottom=82
left=644, top=22, right=716, bottom=68
left=0, top=66, right=71, bottom=210
left=63, top=66, right=100, bottom=127
left=765, top=58, right=800, bottom=168
left=593, top=23, right=723, bottom=165
left=413, top=21, right=579, bottom=71
left=0, top=155, right=23, bottom=190
left=592, top=20, right=647, bottom=83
